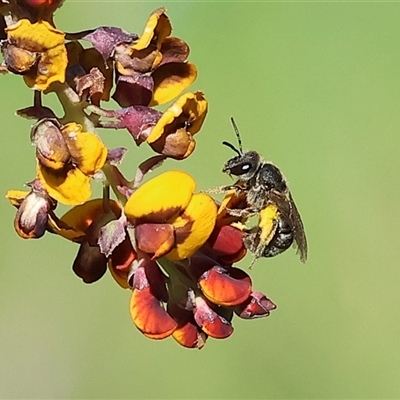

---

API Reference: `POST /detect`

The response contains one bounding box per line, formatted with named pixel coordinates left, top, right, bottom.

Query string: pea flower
left=112, top=7, right=197, bottom=107
left=31, top=119, right=108, bottom=205
left=121, top=170, right=276, bottom=348
left=1, top=19, right=67, bottom=90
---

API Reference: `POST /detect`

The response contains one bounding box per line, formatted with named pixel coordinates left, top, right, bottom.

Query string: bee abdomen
left=263, top=218, right=294, bottom=258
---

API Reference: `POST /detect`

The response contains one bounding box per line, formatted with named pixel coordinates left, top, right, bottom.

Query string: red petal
left=135, top=223, right=175, bottom=258
left=207, top=224, right=244, bottom=256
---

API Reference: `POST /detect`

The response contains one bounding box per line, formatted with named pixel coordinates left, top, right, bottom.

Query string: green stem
left=158, top=258, right=200, bottom=305
left=102, top=163, right=128, bottom=206
left=53, top=82, right=95, bottom=132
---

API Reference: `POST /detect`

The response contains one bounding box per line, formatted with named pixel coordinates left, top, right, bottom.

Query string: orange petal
left=199, top=267, right=252, bottom=307
left=194, top=297, right=233, bottom=339
left=235, top=292, right=277, bottom=319
left=130, top=287, right=177, bottom=340
left=108, top=238, right=136, bottom=289
left=168, top=303, right=207, bottom=349
left=108, top=263, right=130, bottom=289
left=124, top=170, right=196, bottom=224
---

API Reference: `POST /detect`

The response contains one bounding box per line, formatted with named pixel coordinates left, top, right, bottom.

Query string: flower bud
left=12, top=184, right=54, bottom=239
left=31, top=119, right=70, bottom=170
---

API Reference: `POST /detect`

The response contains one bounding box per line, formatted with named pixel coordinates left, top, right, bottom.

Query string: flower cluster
left=2, top=0, right=277, bottom=349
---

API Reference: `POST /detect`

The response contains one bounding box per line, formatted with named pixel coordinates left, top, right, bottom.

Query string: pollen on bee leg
left=205, top=185, right=233, bottom=194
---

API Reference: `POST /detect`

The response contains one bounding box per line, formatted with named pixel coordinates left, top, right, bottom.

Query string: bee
left=220, top=117, right=307, bottom=264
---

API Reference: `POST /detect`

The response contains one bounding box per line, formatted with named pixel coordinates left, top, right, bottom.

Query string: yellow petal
left=61, top=122, right=108, bottom=175
left=37, top=164, right=91, bottom=205
left=166, top=193, right=217, bottom=260
left=150, top=62, right=197, bottom=106
left=6, top=19, right=67, bottom=90
left=5, top=19, right=65, bottom=52
left=5, top=190, right=29, bottom=207
left=147, top=91, right=207, bottom=144
left=125, top=170, right=195, bottom=223
left=61, top=199, right=120, bottom=232
left=24, top=43, right=68, bottom=91
left=131, top=7, right=171, bottom=51
left=47, top=218, right=86, bottom=242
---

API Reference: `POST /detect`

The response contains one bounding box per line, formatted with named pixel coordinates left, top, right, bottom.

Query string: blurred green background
left=1, top=1, right=400, bottom=399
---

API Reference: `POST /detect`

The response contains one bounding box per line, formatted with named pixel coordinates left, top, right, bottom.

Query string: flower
left=32, top=119, right=108, bottom=205
left=94, top=91, right=208, bottom=160
left=146, top=91, right=208, bottom=159
left=6, top=179, right=85, bottom=241
left=60, top=199, right=136, bottom=284
left=123, top=170, right=276, bottom=348
left=6, top=180, right=54, bottom=239
left=125, top=170, right=217, bottom=260
left=113, top=7, right=197, bottom=107
left=2, top=19, right=67, bottom=90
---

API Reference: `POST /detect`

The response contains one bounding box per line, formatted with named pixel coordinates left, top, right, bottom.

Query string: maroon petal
left=112, top=74, right=154, bottom=107
left=135, top=223, right=175, bottom=259
left=234, top=291, right=277, bottom=319
left=106, top=147, right=127, bottom=165
left=114, top=106, right=162, bottom=144
left=72, top=242, right=107, bottom=284
left=82, top=27, right=138, bottom=61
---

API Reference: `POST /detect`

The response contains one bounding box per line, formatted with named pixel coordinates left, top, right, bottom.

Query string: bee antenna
left=230, top=117, right=243, bottom=154
left=222, top=140, right=241, bottom=157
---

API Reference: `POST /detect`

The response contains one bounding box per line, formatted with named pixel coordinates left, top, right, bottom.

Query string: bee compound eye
left=229, top=162, right=251, bottom=176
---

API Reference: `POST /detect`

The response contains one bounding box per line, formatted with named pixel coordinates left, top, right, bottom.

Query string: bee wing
left=269, top=190, right=308, bottom=263
left=287, top=191, right=308, bottom=263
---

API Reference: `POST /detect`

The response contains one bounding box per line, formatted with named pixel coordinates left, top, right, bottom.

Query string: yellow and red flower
left=122, top=170, right=276, bottom=348
left=125, top=170, right=216, bottom=260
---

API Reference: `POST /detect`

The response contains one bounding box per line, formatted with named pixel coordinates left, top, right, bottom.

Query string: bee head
left=222, top=118, right=261, bottom=181
left=222, top=150, right=261, bottom=181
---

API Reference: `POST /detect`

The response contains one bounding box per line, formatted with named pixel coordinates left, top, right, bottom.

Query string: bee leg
left=205, top=185, right=238, bottom=194
left=225, top=207, right=257, bottom=218
left=248, top=256, right=259, bottom=269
